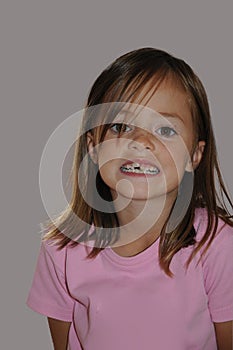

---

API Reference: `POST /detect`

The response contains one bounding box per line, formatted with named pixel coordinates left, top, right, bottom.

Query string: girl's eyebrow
left=158, top=112, right=185, bottom=124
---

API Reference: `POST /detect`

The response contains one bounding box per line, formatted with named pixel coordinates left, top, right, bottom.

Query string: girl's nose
left=128, top=131, right=155, bottom=152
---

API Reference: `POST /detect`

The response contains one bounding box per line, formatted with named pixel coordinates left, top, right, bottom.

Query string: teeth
left=121, top=162, right=159, bottom=174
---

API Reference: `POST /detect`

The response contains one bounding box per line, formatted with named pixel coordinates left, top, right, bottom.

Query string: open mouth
left=120, top=162, right=160, bottom=175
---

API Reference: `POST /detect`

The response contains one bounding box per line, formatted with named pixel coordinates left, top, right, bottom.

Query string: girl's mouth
left=120, top=162, right=160, bottom=175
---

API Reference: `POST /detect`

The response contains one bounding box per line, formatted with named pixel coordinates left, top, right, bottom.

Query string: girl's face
left=88, top=79, right=205, bottom=204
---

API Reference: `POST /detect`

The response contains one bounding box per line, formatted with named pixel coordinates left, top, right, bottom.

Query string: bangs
left=103, top=65, right=169, bottom=106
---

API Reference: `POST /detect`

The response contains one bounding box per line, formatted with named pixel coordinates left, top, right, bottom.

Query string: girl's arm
left=47, top=317, right=71, bottom=350
left=214, top=321, right=232, bottom=350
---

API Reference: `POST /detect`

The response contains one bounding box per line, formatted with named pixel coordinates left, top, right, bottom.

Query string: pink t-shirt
left=27, top=208, right=233, bottom=349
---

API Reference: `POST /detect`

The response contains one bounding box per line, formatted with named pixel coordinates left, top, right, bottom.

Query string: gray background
left=1, top=0, right=232, bottom=349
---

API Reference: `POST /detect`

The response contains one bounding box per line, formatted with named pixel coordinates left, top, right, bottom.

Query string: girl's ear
left=87, top=132, right=98, bottom=164
left=185, top=141, right=205, bottom=172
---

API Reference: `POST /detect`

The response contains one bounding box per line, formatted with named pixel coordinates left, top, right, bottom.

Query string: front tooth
left=121, top=163, right=159, bottom=174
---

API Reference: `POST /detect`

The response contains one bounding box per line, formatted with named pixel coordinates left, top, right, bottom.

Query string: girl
left=27, top=48, right=233, bottom=349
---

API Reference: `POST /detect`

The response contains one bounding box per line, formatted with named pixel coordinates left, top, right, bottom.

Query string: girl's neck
left=111, top=194, right=177, bottom=256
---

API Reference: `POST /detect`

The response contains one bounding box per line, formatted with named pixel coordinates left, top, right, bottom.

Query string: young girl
left=27, top=48, right=233, bottom=350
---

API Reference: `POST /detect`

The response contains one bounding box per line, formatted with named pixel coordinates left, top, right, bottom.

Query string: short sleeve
left=26, top=241, right=75, bottom=322
left=201, top=222, right=233, bottom=322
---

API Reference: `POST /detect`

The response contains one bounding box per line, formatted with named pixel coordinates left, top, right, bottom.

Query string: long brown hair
left=43, top=47, right=233, bottom=277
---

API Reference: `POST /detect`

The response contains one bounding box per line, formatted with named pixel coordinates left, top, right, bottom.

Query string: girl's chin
left=111, top=190, right=168, bottom=202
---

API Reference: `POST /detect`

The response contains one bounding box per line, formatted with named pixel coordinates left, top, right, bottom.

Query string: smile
left=120, top=162, right=160, bottom=175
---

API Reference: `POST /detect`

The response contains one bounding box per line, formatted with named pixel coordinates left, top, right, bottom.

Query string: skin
left=47, top=318, right=71, bottom=350
left=214, top=321, right=233, bottom=350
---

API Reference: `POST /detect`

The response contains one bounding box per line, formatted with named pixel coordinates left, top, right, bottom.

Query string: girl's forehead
left=124, top=79, right=192, bottom=126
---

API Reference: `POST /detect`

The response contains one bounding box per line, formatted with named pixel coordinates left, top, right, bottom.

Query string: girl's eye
left=156, top=126, right=177, bottom=137
left=110, top=123, right=132, bottom=134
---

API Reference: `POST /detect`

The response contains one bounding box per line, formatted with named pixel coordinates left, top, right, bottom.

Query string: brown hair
left=43, top=47, right=233, bottom=277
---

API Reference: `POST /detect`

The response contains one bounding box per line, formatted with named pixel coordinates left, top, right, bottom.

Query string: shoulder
left=40, top=239, right=75, bottom=273
left=194, top=207, right=233, bottom=248
left=193, top=207, right=233, bottom=289
left=41, top=238, right=91, bottom=272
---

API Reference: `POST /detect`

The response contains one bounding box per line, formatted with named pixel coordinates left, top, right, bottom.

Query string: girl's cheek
left=98, top=145, right=118, bottom=167
left=163, top=143, right=191, bottom=171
